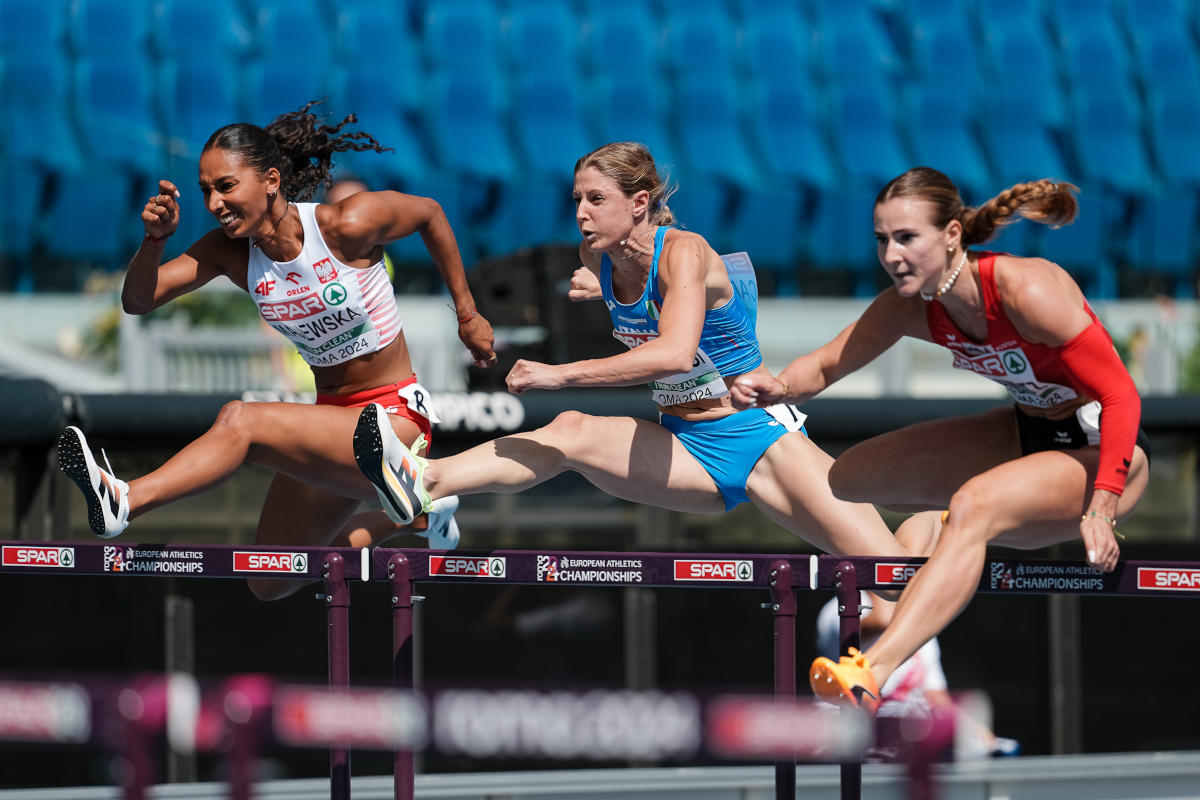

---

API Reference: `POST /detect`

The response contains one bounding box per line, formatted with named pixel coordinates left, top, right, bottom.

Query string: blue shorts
left=659, top=407, right=802, bottom=511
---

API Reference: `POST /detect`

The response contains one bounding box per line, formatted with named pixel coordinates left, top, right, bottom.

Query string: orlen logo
left=674, top=559, right=752, bottom=582
left=233, top=551, right=309, bottom=574
left=1137, top=567, right=1200, bottom=592
left=429, top=556, right=506, bottom=578
left=2, top=546, right=75, bottom=569
left=875, top=563, right=920, bottom=586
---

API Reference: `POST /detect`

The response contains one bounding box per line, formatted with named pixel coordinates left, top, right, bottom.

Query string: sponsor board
left=0, top=684, right=90, bottom=743
left=274, top=687, right=426, bottom=749
left=2, top=546, right=75, bottom=569
left=233, top=551, right=309, bottom=574
left=673, top=559, right=753, bottom=582
left=535, top=555, right=643, bottom=583
left=987, top=560, right=1104, bottom=592
left=1136, top=567, right=1200, bottom=592
left=428, top=555, right=506, bottom=578
left=103, top=546, right=205, bottom=575
left=874, top=562, right=919, bottom=586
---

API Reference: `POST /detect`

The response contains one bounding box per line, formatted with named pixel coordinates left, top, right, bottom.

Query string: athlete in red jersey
left=732, top=167, right=1149, bottom=710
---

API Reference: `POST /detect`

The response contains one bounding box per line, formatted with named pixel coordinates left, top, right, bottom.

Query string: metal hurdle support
left=0, top=540, right=367, bottom=800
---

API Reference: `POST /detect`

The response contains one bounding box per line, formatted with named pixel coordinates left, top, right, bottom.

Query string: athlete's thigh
left=747, top=431, right=909, bottom=558
left=980, top=445, right=1150, bottom=548
left=242, top=401, right=422, bottom=500
left=830, top=407, right=1024, bottom=508
left=563, top=415, right=726, bottom=514
left=255, top=472, right=363, bottom=547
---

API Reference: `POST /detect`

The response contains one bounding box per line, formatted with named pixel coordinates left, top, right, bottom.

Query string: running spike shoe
left=420, top=495, right=461, bottom=550
left=57, top=426, right=130, bottom=538
left=810, top=647, right=881, bottom=712
left=353, top=403, right=432, bottom=525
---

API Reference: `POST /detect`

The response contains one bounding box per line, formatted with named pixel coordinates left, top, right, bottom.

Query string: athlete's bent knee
left=827, top=457, right=871, bottom=503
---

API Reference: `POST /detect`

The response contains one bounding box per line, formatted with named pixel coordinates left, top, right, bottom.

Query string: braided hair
left=202, top=101, right=392, bottom=201
left=875, top=167, right=1079, bottom=246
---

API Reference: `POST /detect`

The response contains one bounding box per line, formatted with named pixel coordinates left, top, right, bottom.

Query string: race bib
left=397, top=381, right=442, bottom=424
left=764, top=403, right=807, bottom=433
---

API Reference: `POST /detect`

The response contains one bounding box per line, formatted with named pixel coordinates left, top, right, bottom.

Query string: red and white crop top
left=925, top=252, right=1141, bottom=495
left=247, top=203, right=400, bottom=368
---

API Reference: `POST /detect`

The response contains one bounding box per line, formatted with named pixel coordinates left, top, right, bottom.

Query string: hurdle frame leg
left=835, top=560, right=863, bottom=800
left=324, top=553, right=352, bottom=800
left=389, top=553, right=415, bottom=800
left=768, top=559, right=796, bottom=800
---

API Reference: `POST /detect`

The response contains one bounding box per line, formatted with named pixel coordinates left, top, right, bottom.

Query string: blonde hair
left=876, top=166, right=1079, bottom=246
left=574, top=141, right=677, bottom=226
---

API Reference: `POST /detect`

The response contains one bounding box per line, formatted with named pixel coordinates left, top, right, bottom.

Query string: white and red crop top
left=248, top=203, right=401, bottom=368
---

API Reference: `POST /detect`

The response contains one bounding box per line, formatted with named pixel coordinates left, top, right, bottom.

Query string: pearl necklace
left=920, top=249, right=968, bottom=301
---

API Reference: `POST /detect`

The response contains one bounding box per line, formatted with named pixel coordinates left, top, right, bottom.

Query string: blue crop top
left=600, top=226, right=762, bottom=407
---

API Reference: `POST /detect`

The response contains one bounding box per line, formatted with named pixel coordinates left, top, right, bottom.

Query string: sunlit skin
left=729, top=188, right=1149, bottom=695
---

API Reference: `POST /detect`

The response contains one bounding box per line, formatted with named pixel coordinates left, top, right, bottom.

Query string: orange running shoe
left=810, top=647, right=881, bottom=712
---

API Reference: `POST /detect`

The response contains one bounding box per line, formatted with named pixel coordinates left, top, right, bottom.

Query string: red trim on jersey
left=316, top=377, right=433, bottom=446
left=925, top=252, right=1140, bottom=495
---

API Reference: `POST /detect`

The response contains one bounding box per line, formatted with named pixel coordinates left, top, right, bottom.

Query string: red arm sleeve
left=1056, top=321, right=1142, bottom=495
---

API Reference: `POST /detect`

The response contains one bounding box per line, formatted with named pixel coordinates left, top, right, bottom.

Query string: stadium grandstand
left=0, top=0, right=1197, bottom=298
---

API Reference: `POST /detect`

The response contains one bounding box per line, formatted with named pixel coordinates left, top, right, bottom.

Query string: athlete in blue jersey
left=354, top=142, right=931, bottom=557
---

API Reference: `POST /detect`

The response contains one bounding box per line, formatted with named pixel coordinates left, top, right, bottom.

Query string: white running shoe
left=353, top=403, right=433, bottom=525
left=420, top=495, right=461, bottom=550
left=57, top=426, right=130, bottom=538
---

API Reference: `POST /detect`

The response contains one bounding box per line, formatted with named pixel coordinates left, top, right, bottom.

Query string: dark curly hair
left=202, top=100, right=392, bottom=201
left=876, top=166, right=1079, bottom=246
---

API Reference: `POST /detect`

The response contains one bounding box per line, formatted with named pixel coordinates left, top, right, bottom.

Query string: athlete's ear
left=264, top=167, right=282, bottom=197
left=630, top=188, right=650, bottom=219
left=944, top=218, right=963, bottom=251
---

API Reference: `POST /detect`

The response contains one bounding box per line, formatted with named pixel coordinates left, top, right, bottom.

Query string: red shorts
left=316, top=377, right=435, bottom=446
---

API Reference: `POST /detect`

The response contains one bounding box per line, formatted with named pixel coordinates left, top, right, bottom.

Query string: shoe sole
left=57, top=427, right=107, bottom=537
left=353, top=406, right=415, bottom=525
left=810, top=658, right=878, bottom=711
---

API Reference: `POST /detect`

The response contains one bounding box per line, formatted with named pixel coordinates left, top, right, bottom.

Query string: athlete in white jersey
left=55, top=102, right=495, bottom=599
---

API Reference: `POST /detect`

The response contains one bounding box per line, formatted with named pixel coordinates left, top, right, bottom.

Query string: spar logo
left=259, top=293, right=327, bottom=322
left=1, top=546, right=75, bottom=569
left=673, top=559, right=752, bottom=582
left=233, top=551, right=309, bottom=574
left=428, top=556, right=506, bottom=578
left=1137, top=567, right=1200, bottom=592
left=874, top=562, right=920, bottom=585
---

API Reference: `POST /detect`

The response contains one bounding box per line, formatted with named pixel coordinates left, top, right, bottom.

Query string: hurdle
left=4, top=541, right=1199, bottom=800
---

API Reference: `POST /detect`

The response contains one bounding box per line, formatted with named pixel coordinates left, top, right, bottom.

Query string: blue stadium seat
left=747, top=77, right=837, bottom=191
left=72, top=52, right=165, bottom=178
left=810, top=6, right=899, bottom=83
left=727, top=183, right=804, bottom=294
left=422, top=1, right=501, bottom=70
left=908, top=21, right=984, bottom=95
left=904, top=83, right=992, bottom=202
left=1128, top=25, right=1200, bottom=93
left=161, top=56, right=240, bottom=161
left=1147, top=83, right=1200, bottom=187
left=0, top=50, right=84, bottom=171
left=252, top=0, right=331, bottom=63
left=1043, top=0, right=1120, bottom=40
left=241, top=59, right=330, bottom=128
left=984, top=216, right=1042, bottom=259
left=479, top=177, right=577, bottom=257
left=333, top=1, right=412, bottom=62
left=976, top=0, right=1045, bottom=36
left=673, top=74, right=763, bottom=187
left=589, top=75, right=679, bottom=172
left=40, top=166, right=137, bottom=265
left=511, top=72, right=596, bottom=179
left=825, top=80, right=912, bottom=188
left=0, top=160, right=44, bottom=263
left=501, top=3, right=581, bottom=76
left=1057, top=17, right=1135, bottom=93
left=1116, top=0, right=1195, bottom=34
left=68, top=0, right=152, bottom=53
left=1069, top=84, right=1156, bottom=194
left=1034, top=182, right=1121, bottom=299
left=667, top=179, right=734, bottom=255
left=980, top=88, right=1070, bottom=187
left=979, top=25, right=1066, bottom=120
left=660, top=9, right=737, bottom=78
left=326, top=63, right=430, bottom=186
left=1126, top=189, right=1199, bottom=296
left=151, top=0, right=249, bottom=57
left=384, top=172, right=477, bottom=265
left=424, top=70, right=518, bottom=182
left=805, top=188, right=883, bottom=297
left=737, top=9, right=812, bottom=79
left=0, top=0, right=68, bottom=52
left=581, top=4, right=660, bottom=79
left=161, top=155, right=219, bottom=252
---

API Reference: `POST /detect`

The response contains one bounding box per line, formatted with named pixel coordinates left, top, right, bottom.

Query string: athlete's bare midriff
left=658, top=365, right=775, bottom=422
left=1015, top=393, right=1095, bottom=421
left=310, top=332, right=415, bottom=396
